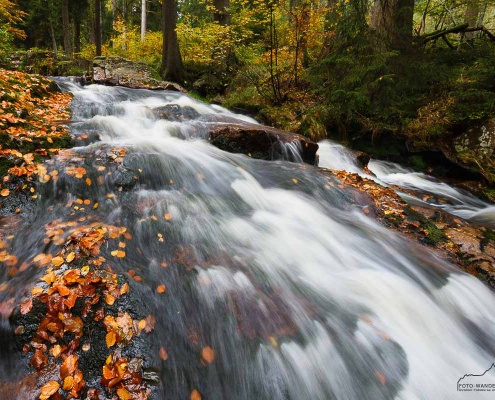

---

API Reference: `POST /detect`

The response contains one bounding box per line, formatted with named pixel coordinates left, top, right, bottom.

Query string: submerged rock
left=208, top=122, right=319, bottom=165
left=152, top=105, right=200, bottom=122
left=93, top=57, right=185, bottom=92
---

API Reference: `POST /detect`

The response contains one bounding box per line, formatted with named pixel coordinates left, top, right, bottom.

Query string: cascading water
left=1, top=81, right=495, bottom=399
left=318, top=139, right=495, bottom=226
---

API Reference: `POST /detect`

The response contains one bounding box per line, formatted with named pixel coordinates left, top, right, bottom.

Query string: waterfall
left=1, top=81, right=494, bottom=399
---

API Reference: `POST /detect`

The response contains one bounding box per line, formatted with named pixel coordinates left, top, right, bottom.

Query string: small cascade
left=318, top=139, right=495, bottom=226
left=0, top=82, right=494, bottom=399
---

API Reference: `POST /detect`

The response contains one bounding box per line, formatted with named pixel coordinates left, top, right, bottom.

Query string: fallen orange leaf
left=40, top=381, right=60, bottom=399
left=105, top=293, right=115, bottom=306
left=106, top=331, right=117, bottom=348
left=63, top=375, right=74, bottom=390
left=60, top=354, right=78, bottom=379
left=157, top=284, right=166, bottom=294
left=120, top=282, right=129, bottom=295
left=159, top=346, right=169, bottom=360
left=102, top=364, right=115, bottom=380
left=375, top=371, right=386, bottom=385
left=52, top=256, right=64, bottom=267
left=202, top=346, right=215, bottom=364
left=20, top=298, right=32, bottom=315
left=66, top=252, right=75, bottom=263
left=116, top=387, right=132, bottom=400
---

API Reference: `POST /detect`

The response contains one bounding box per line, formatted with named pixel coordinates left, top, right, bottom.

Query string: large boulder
left=208, top=122, right=319, bottom=165
left=93, top=57, right=185, bottom=92
left=445, top=119, right=495, bottom=183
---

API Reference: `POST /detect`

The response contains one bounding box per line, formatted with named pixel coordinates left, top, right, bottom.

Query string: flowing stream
left=1, top=80, right=495, bottom=399
left=318, top=140, right=495, bottom=227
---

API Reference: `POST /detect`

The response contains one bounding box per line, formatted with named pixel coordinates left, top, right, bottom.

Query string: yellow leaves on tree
left=0, top=0, right=27, bottom=39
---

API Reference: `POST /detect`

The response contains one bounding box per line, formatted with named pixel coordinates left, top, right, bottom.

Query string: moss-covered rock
left=93, top=57, right=186, bottom=92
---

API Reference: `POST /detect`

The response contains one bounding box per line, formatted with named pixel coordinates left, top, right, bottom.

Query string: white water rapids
left=318, top=140, right=495, bottom=227
left=3, top=80, right=495, bottom=399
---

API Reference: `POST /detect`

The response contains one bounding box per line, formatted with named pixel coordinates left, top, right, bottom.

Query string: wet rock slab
left=324, top=169, right=495, bottom=287
left=208, top=122, right=319, bottom=165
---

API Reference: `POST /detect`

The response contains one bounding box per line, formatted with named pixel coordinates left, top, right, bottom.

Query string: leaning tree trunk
left=62, top=0, right=72, bottom=57
left=161, top=0, right=185, bottom=83
left=370, top=0, right=415, bottom=51
left=95, top=0, right=102, bottom=56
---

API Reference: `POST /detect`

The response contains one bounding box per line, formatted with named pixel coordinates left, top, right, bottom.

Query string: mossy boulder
left=93, top=57, right=186, bottom=92
left=447, top=119, right=495, bottom=184
left=5, top=50, right=90, bottom=77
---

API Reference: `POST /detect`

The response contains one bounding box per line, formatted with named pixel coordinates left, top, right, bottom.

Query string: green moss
left=46, top=133, right=73, bottom=149
left=384, top=213, right=404, bottom=227
left=480, top=229, right=495, bottom=251
left=480, top=188, right=495, bottom=203
left=422, top=222, right=448, bottom=245
left=406, top=208, right=448, bottom=245
left=408, top=155, right=428, bottom=171
left=0, top=157, right=16, bottom=178
left=0, top=132, right=73, bottom=165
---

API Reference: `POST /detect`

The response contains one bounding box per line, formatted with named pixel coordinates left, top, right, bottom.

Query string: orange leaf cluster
left=101, top=352, right=151, bottom=399
left=25, top=264, right=130, bottom=399
left=0, top=70, right=72, bottom=195
left=103, top=311, right=156, bottom=350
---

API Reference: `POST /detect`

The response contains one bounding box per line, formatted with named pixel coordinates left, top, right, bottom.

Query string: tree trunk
left=62, top=0, right=72, bottom=56
left=161, top=0, right=185, bottom=83
left=111, top=0, right=117, bottom=27
left=48, top=12, right=58, bottom=58
left=141, top=0, right=147, bottom=41
left=464, top=0, right=480, bottom=40
left=95, top=0, right=102, bottom=56
left=74, top=17, right=81, bottom=54
left=370, top=0, right=415, bottom=51
left=213, top=0, right=230, bottom=26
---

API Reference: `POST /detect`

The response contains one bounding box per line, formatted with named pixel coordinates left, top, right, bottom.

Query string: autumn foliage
left=0, top=69, right=72, bottom=192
